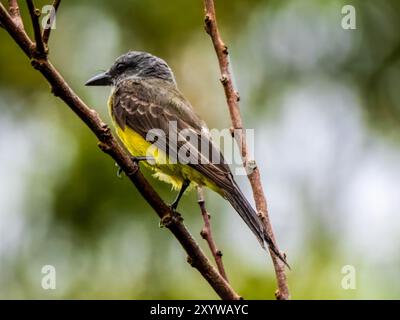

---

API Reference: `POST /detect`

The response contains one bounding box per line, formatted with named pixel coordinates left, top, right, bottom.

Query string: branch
left=42, top=0, right=61, bottom=45
left=8, top=0, right=24, bottom=30
left=197, top=187, right=228, bottom=282
left=26, top=0, right=45, bottom=56
left=0, top=2, right=241, bottom=300
left=203, top=0, right=290, bottom=300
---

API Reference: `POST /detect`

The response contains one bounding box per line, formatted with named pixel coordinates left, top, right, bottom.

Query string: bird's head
left=85, top=51, right=176, bottom=87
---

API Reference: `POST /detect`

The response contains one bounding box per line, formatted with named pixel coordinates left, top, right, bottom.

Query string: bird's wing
left=112, top=80, right=288, bottom=260
left=112, top=79, right=237, bottom=193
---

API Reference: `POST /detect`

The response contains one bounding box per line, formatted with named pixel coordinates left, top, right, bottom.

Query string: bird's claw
left=169, top=201, right=178, bottom=213
left=115, top=163, right=124, bottom=179
left=159, top=209, right=182, bottom=228
left=115, top=157, right=154, bottom=178
left=131, top=156, right=154, bottom=163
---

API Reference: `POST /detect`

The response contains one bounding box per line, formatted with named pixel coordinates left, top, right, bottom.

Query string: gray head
left=85, top=51, right=176, bottom=86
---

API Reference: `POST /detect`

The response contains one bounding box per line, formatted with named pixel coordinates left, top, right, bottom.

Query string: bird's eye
left=116, top=63, right=125, bottom=72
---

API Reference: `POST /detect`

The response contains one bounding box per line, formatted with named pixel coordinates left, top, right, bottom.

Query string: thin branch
left=203, top=0, right=290, bottom=300
left=8, top=0, right=24, bottom=30
left=26, top=0, right=45, bottom=56
left=197, top=187, right=228, bottom=282
left=0, top=2, right=241, bottom=300
left=42, top=0, right=61, bottom=45
left=1, top=4, right=33, bottom=57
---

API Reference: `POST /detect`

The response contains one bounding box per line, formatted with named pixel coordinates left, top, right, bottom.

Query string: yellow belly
left=115, top=125, right=219, bottom=193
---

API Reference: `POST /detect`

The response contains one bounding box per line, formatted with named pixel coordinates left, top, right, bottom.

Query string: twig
left=8, top=0, right=24, bottom=30
left=203, top=0, right=290, bottom=300
left=0, top=2, right=241, bottom=300
left=197, top=187, right=228, bottom=282
left=26, top=0, right=45, bottom=56
left=42, top=0, right=61, bottom=45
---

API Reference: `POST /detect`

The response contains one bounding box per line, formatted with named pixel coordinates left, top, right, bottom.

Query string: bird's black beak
left=85, top=71, right=112, bottom=86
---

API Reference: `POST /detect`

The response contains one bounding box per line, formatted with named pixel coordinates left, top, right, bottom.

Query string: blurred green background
left=0, top=0, right=399, bottom=299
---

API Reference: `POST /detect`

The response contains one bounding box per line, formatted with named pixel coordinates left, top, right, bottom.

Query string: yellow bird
left=86, top=51, right=286, bottom=265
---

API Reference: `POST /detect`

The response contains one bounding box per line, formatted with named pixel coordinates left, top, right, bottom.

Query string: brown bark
left=197, top=187, right=229, bottom=282
left=203, top=0, right=290, bottom=300
left=42, top=0, right=61, bottom=45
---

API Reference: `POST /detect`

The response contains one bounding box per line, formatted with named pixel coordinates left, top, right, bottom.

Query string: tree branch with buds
left=203, top=0, right=290, bottom=300
left=197, top=187, right=228, bottom=282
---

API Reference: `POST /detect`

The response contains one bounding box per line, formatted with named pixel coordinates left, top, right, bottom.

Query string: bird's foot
left=159, top=209, right=183, bottom=228
left=159, top=199, right=184, bottom=228
left=115, top=156, right=154, bottom=178
left=167, top=180, right=190, bottom=212
left=115, top=163, right=124, bottom=179
left=169, top=200, right=179, bottom=213
left=131, top=156, right=154, bottom=163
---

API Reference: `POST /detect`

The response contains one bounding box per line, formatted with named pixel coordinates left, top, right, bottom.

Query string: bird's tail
left=224, top=185, right=290, bottom=269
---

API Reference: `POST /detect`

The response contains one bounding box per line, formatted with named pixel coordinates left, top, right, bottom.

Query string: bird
left=85, top=51, right=287, bottom=266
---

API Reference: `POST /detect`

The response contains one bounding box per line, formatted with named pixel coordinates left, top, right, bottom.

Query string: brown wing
left=112, top=79, right=288, bottom=258
left=112, top=79, right=237, bottom=193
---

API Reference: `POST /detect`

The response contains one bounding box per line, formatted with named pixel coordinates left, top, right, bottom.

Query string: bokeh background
left=0, top=0, right=399, bottom=299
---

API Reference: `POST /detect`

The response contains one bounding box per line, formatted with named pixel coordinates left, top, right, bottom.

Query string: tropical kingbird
left=85, top=51, right=286, bottom=265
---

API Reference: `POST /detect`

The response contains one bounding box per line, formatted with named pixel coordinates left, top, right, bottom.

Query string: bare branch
left=197, top=187, right=229, bottom=282
left=26, top=0, right=45, bottom=56
left=0, top=2, right=241, bottom=300
left=42, top=0, right=61, bottom=45
left=8, top=0, right=24, bottom=30
left=0, top=4, right=33, bottom=56
left=203, top=0, right=290, bottom=300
